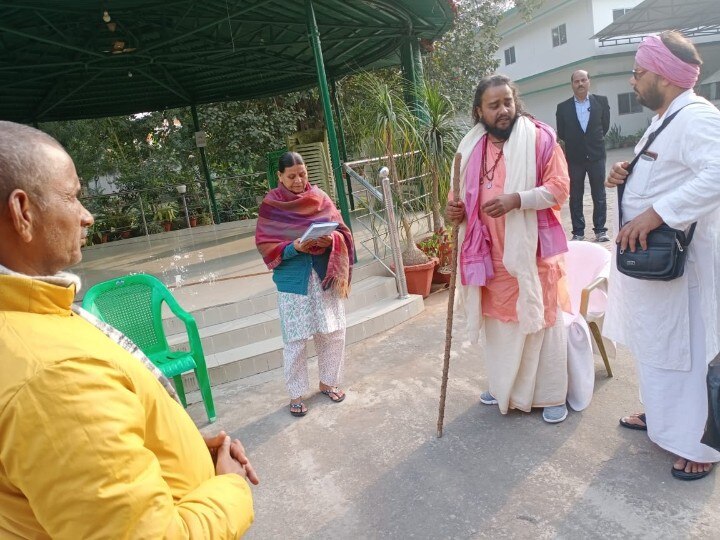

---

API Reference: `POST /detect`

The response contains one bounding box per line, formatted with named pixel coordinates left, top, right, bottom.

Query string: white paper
left=299, top=222, right=339, bottom=242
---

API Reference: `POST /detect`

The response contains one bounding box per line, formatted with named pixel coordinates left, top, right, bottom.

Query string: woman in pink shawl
left=255, top=152, right=354, bottom=416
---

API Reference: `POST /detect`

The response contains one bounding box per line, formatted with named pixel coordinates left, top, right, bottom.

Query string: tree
left=423, top=0, right=545, bottom=115
left=422, top=1, right=503, bottom=116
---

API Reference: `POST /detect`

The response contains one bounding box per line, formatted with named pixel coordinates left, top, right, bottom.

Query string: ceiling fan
left=100, top=9, right=137, bottom=54
left=107, top=39, right=137, bottom=55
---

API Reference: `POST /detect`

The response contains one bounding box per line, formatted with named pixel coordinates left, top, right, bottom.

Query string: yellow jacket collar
left=0, top=274, right=76, bottom=315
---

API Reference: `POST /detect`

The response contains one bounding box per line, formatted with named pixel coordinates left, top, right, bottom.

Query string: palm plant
left=345, top=72, right=429, bottom=266
left=416, top=82, right=463, bottom=233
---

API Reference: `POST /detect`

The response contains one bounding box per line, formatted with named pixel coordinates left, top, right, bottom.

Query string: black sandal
left=289, top=402, right=307, bottom=417
left=672, top=461, right=713, bottom=481
left=619, top=412, right=647, bottom=431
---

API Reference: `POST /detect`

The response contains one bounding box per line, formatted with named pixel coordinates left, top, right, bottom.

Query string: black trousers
left=568, top=158, right=607, bottom=236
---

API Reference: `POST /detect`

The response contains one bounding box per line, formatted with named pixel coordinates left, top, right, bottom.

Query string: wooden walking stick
left=437, top=152, right=463, bottom=438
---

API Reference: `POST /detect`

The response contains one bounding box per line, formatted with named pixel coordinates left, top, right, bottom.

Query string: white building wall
left=590, top=0, right=645, bottom=35
left=493, top=0, right=673, bottom=137
left=497, top=0, right=597, bottom=81
left=519, top=74, right=652, bottom=140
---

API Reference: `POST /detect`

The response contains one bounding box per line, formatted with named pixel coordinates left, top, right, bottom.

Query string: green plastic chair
left=82, top=273, right=216, bottom=423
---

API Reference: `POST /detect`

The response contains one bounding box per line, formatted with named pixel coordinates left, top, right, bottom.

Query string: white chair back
left=564, top=242, right=611, bottom=315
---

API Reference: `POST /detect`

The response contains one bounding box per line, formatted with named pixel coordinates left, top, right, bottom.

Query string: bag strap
left=618, top=104, right=697, bottom=245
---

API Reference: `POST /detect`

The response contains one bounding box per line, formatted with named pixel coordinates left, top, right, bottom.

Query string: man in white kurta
left=604, top=31, right=720, bottom=480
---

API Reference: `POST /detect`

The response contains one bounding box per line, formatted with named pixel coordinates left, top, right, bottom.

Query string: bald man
left=556, top=70, right=611, bottom=242
left=0, top=121, right=257, bottom=538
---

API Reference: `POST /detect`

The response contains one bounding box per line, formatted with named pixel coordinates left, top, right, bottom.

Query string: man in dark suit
left=556, top=70, right=611, bottom=241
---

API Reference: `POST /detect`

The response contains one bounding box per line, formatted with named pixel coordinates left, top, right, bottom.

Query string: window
left=613, top=8, right=631, bottom=21
left=552, top=24, right=567, bottom=47
left=697, top=82, right=720, bottom=101
left=618, top=92, right=643, bottom=115
left=504, top=46, right=516, bottom=65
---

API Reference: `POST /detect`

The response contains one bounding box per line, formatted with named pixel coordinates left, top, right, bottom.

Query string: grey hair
left=0, top=121, right=67, bottom=208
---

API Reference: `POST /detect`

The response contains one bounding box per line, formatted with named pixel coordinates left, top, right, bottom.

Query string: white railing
left=344, top=152, right=434, bottom=298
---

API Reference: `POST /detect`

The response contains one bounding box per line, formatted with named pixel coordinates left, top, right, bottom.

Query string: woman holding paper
left=255, top=151, right=354, bottom=416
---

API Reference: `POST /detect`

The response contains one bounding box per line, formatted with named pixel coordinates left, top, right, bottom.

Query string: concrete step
left=162, top=258, right=392, bottom=336
left=167, top=275, right=400, bottom=355
left=179, top=293, right=424, bottom=396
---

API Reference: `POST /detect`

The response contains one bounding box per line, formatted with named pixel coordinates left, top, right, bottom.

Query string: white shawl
left=455, top=116, right=545, bottom=342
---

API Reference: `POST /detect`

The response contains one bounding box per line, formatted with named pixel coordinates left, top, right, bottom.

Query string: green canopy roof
left=0, top=0, right=455, bottom=123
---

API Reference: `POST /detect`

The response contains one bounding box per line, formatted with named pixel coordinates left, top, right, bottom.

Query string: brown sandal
left=320, top=387, right=345, bottom=403
left=619, top=412, right=647, bottom=431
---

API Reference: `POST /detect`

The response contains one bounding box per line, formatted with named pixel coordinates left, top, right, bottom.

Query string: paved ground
left=189, top=291, right=720, bottom=539
left=185, top=147, right=719, bottom=539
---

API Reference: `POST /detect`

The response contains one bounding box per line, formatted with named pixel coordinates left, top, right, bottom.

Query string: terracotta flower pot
left=402, top=257, right=437, bottom=298
left=162, top=221, right=172, bottom=232
left=432, top=266, right=452, bottom=285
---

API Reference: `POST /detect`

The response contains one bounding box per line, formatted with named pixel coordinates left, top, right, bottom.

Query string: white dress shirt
left=574, top=96, right=591, bottom=132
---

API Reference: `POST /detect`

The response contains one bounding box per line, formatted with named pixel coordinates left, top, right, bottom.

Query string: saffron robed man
left=604, top=31, right=720, bottom=481
left=445, top=75, right=572, bottom=424
left=0, top=121, right=258, bottom=538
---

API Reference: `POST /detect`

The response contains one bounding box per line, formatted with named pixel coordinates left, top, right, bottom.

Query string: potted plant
left=106, top=209, right=138, bottom=240
left=197, top=213, right=213, bottom=226
left=153, top=202, right=178, bottom=232
left=91, top=214, right=110, bottom=243
left=146, top=221, right=164, bottom=235
left=350, top=73, right=436, bottom=297
left=418, top=228, right=452, bottom=285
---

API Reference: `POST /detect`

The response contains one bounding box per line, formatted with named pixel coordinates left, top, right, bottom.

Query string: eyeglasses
left=632, top=69, right=648, bottom=80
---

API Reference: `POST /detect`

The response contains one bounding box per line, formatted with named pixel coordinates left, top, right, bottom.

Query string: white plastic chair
left=564, top=241, right=614, bottom=377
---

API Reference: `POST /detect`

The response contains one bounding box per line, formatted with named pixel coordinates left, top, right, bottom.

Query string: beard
left=636, top=82, right=664, bottom=111
left=480, top=114, right=518, bottom=140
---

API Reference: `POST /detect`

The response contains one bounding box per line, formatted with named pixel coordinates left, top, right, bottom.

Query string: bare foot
left=619, top=412, right=647, bottom=430
left=289, top=398, right=307, bottom=416
left=674, top=458, right=713, bottom=474
left=319, top=383, right=345, bottom=402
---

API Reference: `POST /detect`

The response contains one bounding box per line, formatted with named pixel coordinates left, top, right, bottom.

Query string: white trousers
left=283, top=329, right=345, bottom=399
left=638, top=270, right=720, bottom=463
left=483, top=308, right=568, bottom=414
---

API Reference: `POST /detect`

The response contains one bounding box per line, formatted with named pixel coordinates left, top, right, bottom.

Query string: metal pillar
left=330, top=78, right=354, bottom=211
left=400, top=38, right=428, bottom=124
left=306, top=0, right=352, bottom=231
left=191, top=105, right=220, bottom=224
left=138, top=193, right=149, bottom=237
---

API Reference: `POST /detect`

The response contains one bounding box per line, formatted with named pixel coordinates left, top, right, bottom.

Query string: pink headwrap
left=635, top=35, right=700, bottom=89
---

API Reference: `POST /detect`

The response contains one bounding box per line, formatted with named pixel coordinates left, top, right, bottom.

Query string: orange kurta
left=478, top=142, right=570, bottom=326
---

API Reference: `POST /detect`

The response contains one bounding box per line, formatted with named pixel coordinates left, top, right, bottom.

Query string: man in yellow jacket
left=0, top=121, right=256, bottom=539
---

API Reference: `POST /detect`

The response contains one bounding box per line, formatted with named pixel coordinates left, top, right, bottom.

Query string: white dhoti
left=483, top=308, right=568, bottom=414
left=637, top=270, right=720, bottom=463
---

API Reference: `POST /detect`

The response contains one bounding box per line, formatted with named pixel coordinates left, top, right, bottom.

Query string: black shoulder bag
left=616, top=106, right=696, bottom=281
left=702, top=351, right=720, bottom=452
